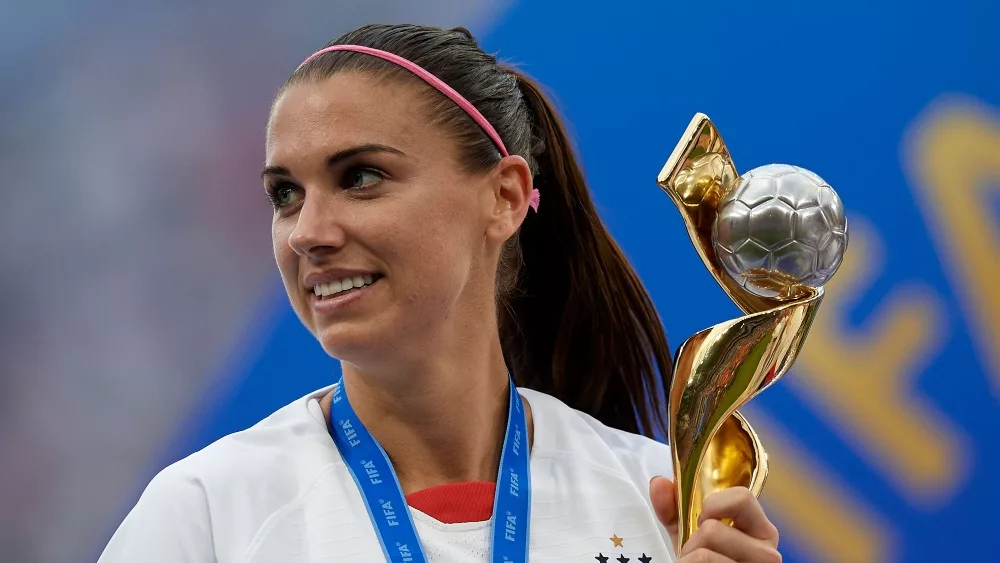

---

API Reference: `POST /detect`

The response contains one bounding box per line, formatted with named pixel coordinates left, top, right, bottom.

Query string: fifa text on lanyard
left=328, top=375, right=532, bottom=563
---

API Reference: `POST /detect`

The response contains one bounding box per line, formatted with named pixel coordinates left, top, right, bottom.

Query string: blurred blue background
left=2, top=1, right=997, bottom=562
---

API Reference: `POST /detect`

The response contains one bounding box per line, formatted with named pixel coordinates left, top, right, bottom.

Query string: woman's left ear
left=487, top=154, right=533, bottom=226
left=485, top=155, right=533, bottom=242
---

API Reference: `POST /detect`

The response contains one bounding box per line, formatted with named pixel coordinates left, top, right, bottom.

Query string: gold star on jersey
left=593, top=533, right=653, bottom=562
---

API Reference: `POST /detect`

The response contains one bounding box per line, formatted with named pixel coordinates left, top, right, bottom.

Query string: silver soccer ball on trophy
left=712, top=164, right=848, bottom=300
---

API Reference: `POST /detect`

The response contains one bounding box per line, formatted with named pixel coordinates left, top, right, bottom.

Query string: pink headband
left=297, top=44, right=540, bottom=212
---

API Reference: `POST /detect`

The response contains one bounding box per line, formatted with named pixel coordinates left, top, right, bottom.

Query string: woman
left=100, top=24, right=781, bottom=563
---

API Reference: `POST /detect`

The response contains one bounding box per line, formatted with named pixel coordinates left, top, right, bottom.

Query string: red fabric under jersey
left=405, top=481, right=496, bottom=524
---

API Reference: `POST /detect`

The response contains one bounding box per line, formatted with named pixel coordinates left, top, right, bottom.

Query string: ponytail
left=501, top=69, right=673, bottom=437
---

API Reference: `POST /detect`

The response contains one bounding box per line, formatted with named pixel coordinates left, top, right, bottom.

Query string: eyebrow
left=261, top=143, right=407, bottom=179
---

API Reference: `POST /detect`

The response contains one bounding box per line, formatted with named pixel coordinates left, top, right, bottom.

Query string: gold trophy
left=657, top=114, right=848, bottom=549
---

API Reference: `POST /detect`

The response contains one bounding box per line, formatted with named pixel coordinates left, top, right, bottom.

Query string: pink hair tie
left=297, top=44, right=540, bottom=213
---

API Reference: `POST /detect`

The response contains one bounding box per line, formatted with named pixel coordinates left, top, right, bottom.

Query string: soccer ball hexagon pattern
left=712, top=164, right=848, bottom=299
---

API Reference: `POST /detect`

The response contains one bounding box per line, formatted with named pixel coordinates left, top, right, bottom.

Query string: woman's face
left=264, top=72, right=528, bottom=367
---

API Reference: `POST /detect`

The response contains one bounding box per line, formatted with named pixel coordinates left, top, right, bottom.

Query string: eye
left=266, top=182, right=302, bottom=209
left=345, top=167, right=385, bottom=190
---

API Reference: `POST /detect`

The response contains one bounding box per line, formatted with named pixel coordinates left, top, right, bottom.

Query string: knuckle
left=763, top=521, right=780, bottom=544
left=761, top=546, right=783, bottom=563
left=698, top=518, right=724, bottom=538
left=689, top=547, right=714, bottom=563
left=734, top=485, right=755, bottom=503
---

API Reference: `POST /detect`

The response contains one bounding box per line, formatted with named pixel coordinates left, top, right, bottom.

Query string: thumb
left=649, top=476, right=679, bottom=546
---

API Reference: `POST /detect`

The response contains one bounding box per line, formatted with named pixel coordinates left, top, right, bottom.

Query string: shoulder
left=98, top=460, right=216, bottom=562
left=181, top=387, right=340, bottom=488
left=100, top=387, right=342, bottom=562
left=519, top=387, right=672, bottom=487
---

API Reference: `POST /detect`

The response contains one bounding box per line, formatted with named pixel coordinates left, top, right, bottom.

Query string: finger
left=649, top=476, right=679, bottom=544
left=682, top=518, right=782, bottom=563
left=676, top=547, right=739, bottom=563
left=698, top=487, right=779, bottom=546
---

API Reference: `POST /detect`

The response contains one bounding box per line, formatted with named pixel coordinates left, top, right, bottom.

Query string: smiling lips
left=312, top=274, right=380, bottom=298
left=313, top=274, right=378, bottom=298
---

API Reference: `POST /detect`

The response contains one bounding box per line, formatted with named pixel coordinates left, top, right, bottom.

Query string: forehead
left=266, top=72, right=447, bottom=164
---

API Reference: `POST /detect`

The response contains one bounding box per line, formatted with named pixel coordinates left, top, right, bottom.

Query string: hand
left=649, top=477, right=781, bottom=563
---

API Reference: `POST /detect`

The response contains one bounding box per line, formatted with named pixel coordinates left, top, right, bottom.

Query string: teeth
left=326, top=280, right=342, bottom=295
left=313, top=275, right=378, bottom=297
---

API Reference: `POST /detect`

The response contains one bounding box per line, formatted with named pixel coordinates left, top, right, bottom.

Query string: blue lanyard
left=328, top=375, right=532, bottom=563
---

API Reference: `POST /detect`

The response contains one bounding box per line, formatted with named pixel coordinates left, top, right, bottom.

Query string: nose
left=287, top=192, right=347, bottom=258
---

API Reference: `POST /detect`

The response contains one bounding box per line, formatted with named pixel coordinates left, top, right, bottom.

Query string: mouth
left=310, top=273, right=383, bottom=301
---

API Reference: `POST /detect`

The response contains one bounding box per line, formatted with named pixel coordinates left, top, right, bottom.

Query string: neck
left=321, top=338, right=533, bottom=495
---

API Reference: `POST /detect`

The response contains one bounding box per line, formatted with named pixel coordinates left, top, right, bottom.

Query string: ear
left=484, top=155, right=534, bottom=244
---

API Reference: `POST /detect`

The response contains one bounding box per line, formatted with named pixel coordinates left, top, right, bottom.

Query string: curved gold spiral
left=657, top=114, right=824, bottom=549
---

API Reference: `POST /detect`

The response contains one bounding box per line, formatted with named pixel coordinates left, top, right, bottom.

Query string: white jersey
left=99, top=386, right=677, bottom=563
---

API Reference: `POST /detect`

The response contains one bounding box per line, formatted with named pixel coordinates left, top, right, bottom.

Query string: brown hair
left=283, top=24, right=673, bottom=437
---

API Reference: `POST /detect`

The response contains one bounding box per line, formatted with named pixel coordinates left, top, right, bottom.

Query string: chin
left=315, top=322, right=391, bottom=368
left=316, top=324, right=365, bottom=359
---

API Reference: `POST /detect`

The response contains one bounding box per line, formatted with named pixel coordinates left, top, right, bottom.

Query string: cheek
left=271, top=219, right=301, bottom=293
left=381, top=190, right=480, bottom=300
